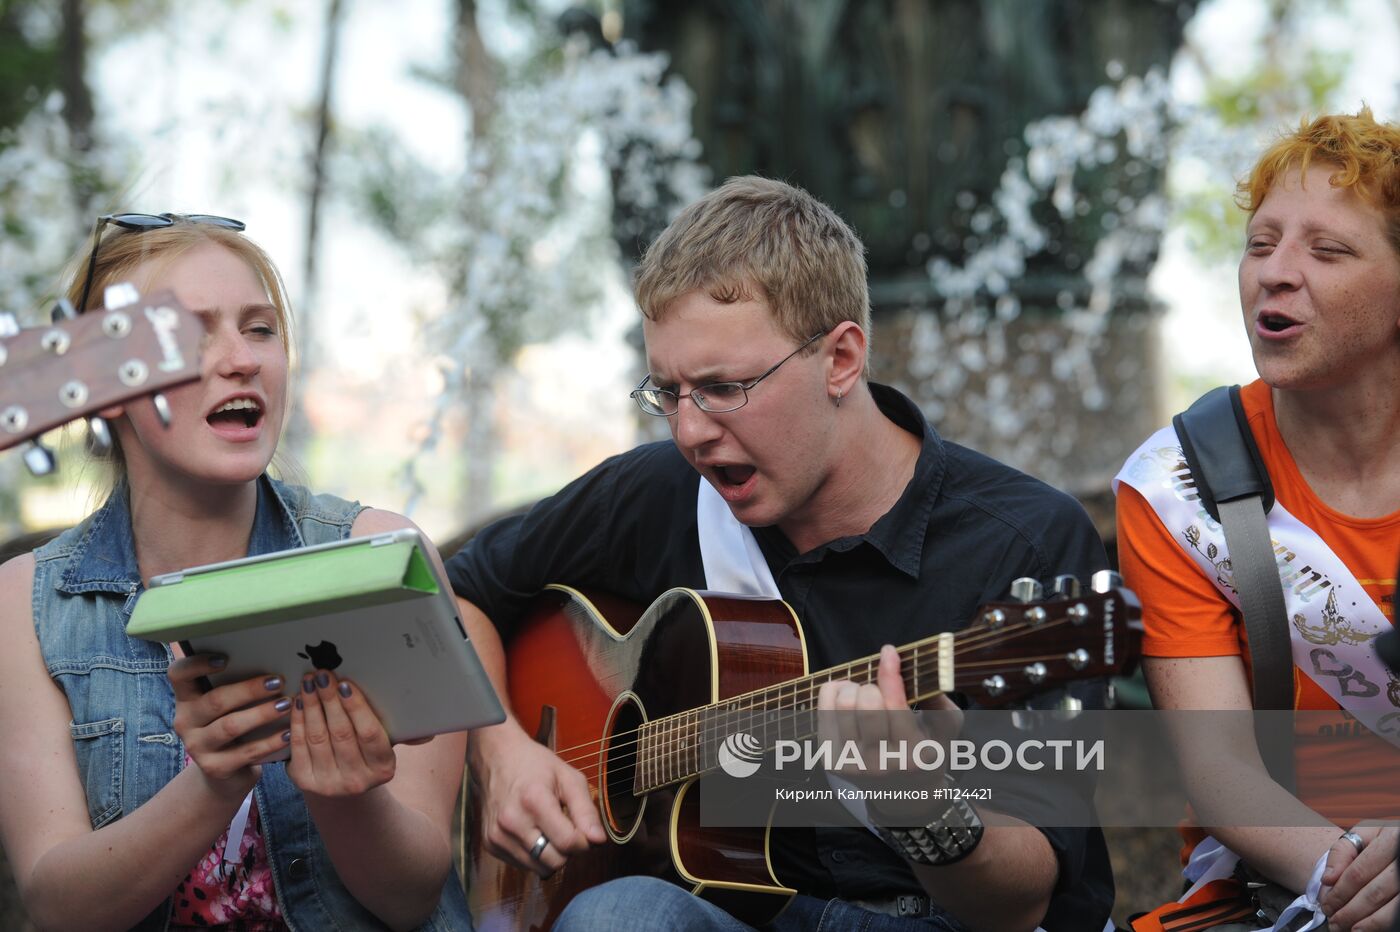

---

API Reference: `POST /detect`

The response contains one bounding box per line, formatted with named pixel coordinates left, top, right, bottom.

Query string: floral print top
left=170, top=760, right=285, bottom=930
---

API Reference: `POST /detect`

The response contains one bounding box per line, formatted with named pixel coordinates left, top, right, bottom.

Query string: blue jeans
left=553, top=877, right=965, bottom=931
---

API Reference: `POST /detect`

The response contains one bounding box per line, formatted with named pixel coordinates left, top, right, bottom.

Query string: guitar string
left=568, top=614, right=1112, bottom=797
left=541, top=613, right=1064, bottom=763
left=556, top=615, right=1109, bottom=792
left=583, top=648, right=1074, bottom=778
left=553, top=633, right=995, bottom=768
left=546, top=612, right=1088, bottom=766
left=559, top=619, right=1089, bottom=780
left=589, top=647, right=1088, bottom=799
left=585, top=655, right=1075, bottom=798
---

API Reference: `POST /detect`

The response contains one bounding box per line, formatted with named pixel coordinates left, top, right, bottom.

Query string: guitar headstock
left=957, top=571, right=1143, bottom=708
left=0, top=288, right=203, bottom=472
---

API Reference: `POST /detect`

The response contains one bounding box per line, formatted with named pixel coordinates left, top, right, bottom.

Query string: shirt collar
left=854, top=382, right=945, bottom=578
left=58, top=475, right=304, bottom=595
left=756, top=382, right=945, bottom=579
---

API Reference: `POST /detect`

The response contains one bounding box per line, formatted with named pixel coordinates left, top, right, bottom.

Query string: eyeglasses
left=631, top=331, right=826, bottom=417
left=76, top=212, right=246, bottom=313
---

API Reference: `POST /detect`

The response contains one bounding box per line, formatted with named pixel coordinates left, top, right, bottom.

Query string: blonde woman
left=0, top=215, right=469, bottom=931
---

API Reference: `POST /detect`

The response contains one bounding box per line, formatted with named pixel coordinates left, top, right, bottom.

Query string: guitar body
left=466, top=586, right=808, bottom=931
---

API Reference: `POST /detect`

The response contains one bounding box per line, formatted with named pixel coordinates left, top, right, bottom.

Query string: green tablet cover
left=127, top=540, right=439, bottom=642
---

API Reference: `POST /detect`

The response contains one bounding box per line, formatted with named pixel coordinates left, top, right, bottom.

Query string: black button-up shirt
left=447, top=383, right=1112, bottom=929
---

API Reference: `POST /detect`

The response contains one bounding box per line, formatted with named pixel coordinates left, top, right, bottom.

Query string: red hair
left=1238, top=106, right=1400, bottom=254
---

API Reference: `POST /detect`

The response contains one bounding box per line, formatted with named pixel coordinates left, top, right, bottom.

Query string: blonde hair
left=1238, top=106, right=1400, bottom=255
left=62, top=219, right=298, bottom=488
left=634, top=176, right=871, bottom=370
left=68, top=220, right=293, bottom=351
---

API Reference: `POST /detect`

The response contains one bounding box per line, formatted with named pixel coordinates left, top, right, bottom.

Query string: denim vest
left=31, top=476, right=472, bottom=931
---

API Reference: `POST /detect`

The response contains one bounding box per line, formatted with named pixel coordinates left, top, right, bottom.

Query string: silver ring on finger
left=529, top=832, right=549, bottom=861
left=1340, top=830, right=1365, bottom=855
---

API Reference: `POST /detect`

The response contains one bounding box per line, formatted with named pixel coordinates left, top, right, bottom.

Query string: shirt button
left=831, top=850, right=846, bottom=863
left=288, top=857, right=309, bottom=880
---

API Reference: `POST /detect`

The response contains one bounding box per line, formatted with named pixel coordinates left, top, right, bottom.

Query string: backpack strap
left=1172, top=386, right=1274, bottom=524
left=1173, top=386, right=1294, bottom=788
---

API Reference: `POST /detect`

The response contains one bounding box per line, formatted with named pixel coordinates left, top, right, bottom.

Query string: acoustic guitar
left=465, top=575, right=1141, bottom=930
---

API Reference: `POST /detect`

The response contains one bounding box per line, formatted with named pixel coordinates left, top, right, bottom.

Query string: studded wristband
left=874, top=796, right=985, bottom=866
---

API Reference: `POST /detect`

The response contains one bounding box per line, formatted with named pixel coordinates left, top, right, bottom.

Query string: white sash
left=1114, top=426, right=1400, bottom=743
left=1114, top=426, right=1379, bottom=931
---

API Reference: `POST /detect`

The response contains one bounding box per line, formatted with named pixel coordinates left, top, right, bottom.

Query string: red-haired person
left=1115, top=109, right=1400, bottom=931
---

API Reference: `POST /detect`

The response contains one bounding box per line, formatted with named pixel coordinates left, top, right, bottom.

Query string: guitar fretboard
left=632, top=632, right=954, bottom=794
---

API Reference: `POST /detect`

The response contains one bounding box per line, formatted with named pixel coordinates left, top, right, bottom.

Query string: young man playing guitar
left=447, top=176, right=1114, bottom=931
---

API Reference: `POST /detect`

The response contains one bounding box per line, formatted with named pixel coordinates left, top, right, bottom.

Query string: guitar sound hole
left=601, top=694, right=645, bottom=841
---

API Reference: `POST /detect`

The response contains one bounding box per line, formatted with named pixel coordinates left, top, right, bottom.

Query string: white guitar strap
left=696, top=479, right=780, bottom=598
left=1115, top=426, right=1400, bottom=745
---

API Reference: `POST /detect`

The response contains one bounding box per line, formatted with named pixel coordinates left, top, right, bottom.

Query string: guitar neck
left=633, top=631, right=958, bottom=794
left=631, top=588, right=1134, bottom=794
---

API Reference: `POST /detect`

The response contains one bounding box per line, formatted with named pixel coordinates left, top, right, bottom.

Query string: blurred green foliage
left=0, top=1, right=59, bottom=132
left=1170, top=0, right=1356, bottom=267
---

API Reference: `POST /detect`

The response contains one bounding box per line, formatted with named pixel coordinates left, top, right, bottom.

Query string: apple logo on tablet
left=298, top=641, right=343, bottom=670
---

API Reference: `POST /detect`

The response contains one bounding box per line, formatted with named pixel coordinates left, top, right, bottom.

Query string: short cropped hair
left=634, top=176, right=871, bottom=368
left=1238, top=106, right=1400, bottom=255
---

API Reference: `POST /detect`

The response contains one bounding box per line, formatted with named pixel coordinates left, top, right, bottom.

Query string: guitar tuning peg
left=22, top=440, right=56, bottom=476
left=1090, top=570, right=1124, bottom=594
left=152, top=393, right=173, bottom=427
left=51, top=298, right=77, bottom=322
left=86, top=417, right=113, bottom=455
left=1052, top=575, right=1081, bottom=598
left=1009, top=577, right=1043, bottom=602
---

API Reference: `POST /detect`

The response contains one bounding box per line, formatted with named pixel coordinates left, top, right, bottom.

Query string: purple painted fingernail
left=315, top=671, right=330, bottom=689
left=295, top=697, right=303, bottom=710
left=209, top=655, right=228, bottom=669
left=338, top=682, right=352, bottom=698
left=303, top=677, right=315, bottom=693
left=263, top=676, right=282, bottom=691
left=281, top=730, right=292, bottom=743
left=275, top=698, right=292, bottom=713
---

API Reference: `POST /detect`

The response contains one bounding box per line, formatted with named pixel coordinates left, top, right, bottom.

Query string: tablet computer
left=128, top=528, right=504, bottom=758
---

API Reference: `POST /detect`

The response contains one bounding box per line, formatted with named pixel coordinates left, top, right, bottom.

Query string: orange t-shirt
left=1116, top=379, right=1400, bottom=829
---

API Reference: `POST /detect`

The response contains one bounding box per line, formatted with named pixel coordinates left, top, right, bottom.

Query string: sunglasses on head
left=76, top=212, right=246, bottom=313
